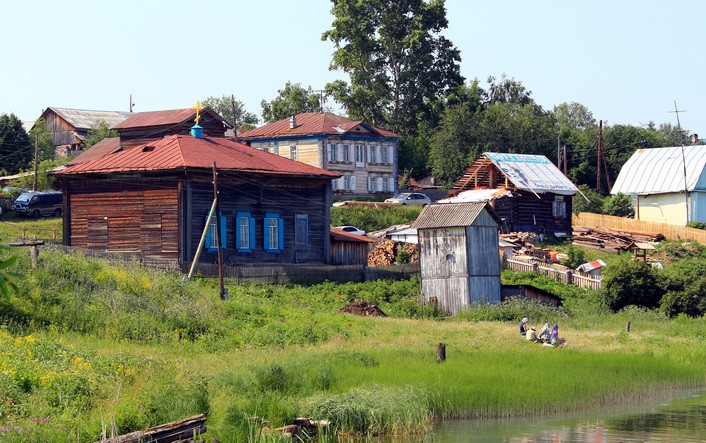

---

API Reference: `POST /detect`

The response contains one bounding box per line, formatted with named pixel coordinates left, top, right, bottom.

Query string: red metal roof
left=113, top=108, right=228, bottom=129
left=68, top=137, right=122, bottom=164
left=330, top=227, right=376, bottom=243
left=239, top=112, right=400, bottom=139
left=53, top=135, right=340, bottom=178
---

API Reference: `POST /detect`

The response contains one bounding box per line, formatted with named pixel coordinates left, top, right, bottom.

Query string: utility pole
left=33, top=132, right=39, bottom=191
left=563, top=145, right=567, bottom=175
left=212, top=162, right=227, bottom=300
left=557, top=135, right=561, bottom=168
left=670, top=100, right=689, bottom=224
left=230, top=95, right=237, bottom=135
left=596, top=120, right=603, bottom=194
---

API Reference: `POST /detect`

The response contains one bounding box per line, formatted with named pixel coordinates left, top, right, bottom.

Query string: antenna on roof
left=669, top=100, right=689, bottom=224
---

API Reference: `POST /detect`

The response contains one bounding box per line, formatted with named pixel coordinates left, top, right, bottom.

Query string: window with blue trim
left=204, top=212, right=227, bottom=251
left=236, top=211, right=256, bottom=252
left=264, top=212, right=284, bottom=253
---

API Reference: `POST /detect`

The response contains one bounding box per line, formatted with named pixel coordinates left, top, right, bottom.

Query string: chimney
left=690, top=134, right=699, bottom=144
left=289, top=115, right=296, bottom=129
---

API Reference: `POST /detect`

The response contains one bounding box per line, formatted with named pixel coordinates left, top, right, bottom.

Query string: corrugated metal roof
left=412, top=202, right=500, bottom=229
left=239, top=112, right=400, bottom=139
left=48, top=107, right=131, bottom=129
left=53, top=135, right=340, bottom=178
left=611, top=145, right=706, bottom=195
left=330, top=228, right=376, bottom=243
left=484, top=152, right=578, bottom=195
left=68, top=137, right=122, bottom=165
left=437, top=188, right=513, bottom=203
left=113, top=108, right=229, bottom=129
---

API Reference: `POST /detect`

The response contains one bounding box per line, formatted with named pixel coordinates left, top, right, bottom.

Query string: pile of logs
left=338, top=299, right=387, bottom=317
left=572, top=226, right=663, bottom=253
left=500, top=232, right=540, bottom=246
left=367, top=240, right=419, bottom=265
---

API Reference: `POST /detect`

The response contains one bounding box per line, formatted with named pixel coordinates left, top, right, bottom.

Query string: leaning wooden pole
left=212, top=162, right=227, bottom=300
left=185, top=198, right=217, bottom=281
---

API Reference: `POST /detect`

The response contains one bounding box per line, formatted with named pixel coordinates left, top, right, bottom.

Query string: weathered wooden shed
left=330, top=228, right=376, bottom=265
left=51, top=134, right=339, bottom=272
left=412, top=202, right=502, bottom=314
left=35, top=107, right=131, bottom=156
left=448, top=152, right=579, bottom=236
left=501, top=284, right=563, bottom=307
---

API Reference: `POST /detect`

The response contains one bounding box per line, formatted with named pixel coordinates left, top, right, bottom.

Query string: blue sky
left=2, top=0, right=704, bottom=135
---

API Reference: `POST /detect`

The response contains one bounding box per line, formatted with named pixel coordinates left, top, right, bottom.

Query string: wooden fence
left=573, top=212, right=706, bottom=244
left=505, top=257, right=602, bottom=290
left=45, top=245, right=420, bottom=285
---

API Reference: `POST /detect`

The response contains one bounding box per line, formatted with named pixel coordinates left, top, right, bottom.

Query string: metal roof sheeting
left=238, top=112, right=400, bottom=140
left=53, top=135, right=340, bottom=178
left=484, top=152, right=578, bottom=195
left=611, top=145, right=706, bottom=195
left=48, top=107, right=131, bottom=130
left=412, top=202, right=500, bottom=229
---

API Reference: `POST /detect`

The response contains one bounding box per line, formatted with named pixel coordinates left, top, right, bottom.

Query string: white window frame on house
left=342, top=144, right=351, bottom=163
left=382, top=175, right=390, bottom=192
left=205, top=212, right=226, bottom=252
left=329, top=143, right=337, bottom=163
left=368, top=145, right=376, bottom=164
left=368, top=176, right=377, bottom=192
left=236, top=212, right=255, bottom=252
left=375, top=146, right=382, bottom=164
left=381, top=146, right=389, bottom=164
left=355, top=144, right=365, bottom=167
left=344, top=175, right=351, bottom=192
left=264, top=212, right=284, bottom=253
left=290, top=144, right=298, bottom=161
left=553, top=196, right=567, bottom=219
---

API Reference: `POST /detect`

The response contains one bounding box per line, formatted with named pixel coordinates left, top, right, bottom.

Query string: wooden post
left=436, top=343, right=446, bottom=363
left=212, top=162, right=227, bottom=300
left=30, top=245, right=39, bottom=269
left=626, top=321, right=631, bottom=333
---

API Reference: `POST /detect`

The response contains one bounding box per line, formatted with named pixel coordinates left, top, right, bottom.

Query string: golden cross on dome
left=192, top=101, right=205, bottom=124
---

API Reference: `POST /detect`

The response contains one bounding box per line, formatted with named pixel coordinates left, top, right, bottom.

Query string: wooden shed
left=412, top=202, right=502, bottom=315
left=51, top=134, right=339, bottom=272
left=330, top=228, right=376, bottom=265
left=447, top=152, right=579, bottom=236
left=501, top=284, right=563, bottom=307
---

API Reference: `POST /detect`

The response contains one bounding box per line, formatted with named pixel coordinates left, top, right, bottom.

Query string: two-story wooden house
left=238, top=112, right=400, bottom=198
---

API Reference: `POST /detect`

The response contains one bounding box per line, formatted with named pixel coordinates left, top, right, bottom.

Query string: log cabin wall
left=496, top=192, right=572, bottom=234
left=64, top=178, right=180, bottom=260
left=185, top=174, right=331, bottom=266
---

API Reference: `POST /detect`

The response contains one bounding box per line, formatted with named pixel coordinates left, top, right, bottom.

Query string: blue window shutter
left=278, top=217, right=284, bottom=251
left=249, top=216, right=256, bottom=250
left=205, top=214, right=213, bottom=251
left=263, top=213, right=271, bottom=251
left=220, top=214, right=227, bottom=249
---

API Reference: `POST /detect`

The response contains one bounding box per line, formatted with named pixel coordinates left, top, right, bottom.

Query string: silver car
left=385, top=192, right=431, bottom=206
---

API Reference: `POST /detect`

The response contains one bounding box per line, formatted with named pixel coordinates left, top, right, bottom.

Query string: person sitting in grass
left=525, top=326, right=539, bottom=342
left=519, top=317, right=529, bottom=336
left=550, top=324, right=559, bottom=346
left=538, top=323, right=551, bottom=342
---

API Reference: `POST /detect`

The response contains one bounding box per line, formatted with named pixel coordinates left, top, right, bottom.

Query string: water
left=427, top=390, right=705, bottom=442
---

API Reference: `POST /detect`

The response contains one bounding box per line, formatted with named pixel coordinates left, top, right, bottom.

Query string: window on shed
left=552, top=196, right=567, bottom=219
left=290, top=145, right=298, bottom=161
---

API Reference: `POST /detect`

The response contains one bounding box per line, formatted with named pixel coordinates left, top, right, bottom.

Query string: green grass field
left=0, top=217, right=704, bottom=442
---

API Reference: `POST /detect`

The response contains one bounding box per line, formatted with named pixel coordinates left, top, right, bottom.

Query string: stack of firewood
left=572, top=226, right=663, bottom=252
left=367, top=240, right=419, bottom=265
left=500, top=231, right=541, bottom=246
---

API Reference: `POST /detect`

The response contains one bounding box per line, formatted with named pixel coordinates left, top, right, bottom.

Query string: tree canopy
left=202, top=95, right=258, bottom=128
left=83, top=120, right=119, bottom=150
left=0, top=114, right=32, bottom=175
left=323, top=0, right=464, bottom=135
left=260, top=82, right=322, bottom=123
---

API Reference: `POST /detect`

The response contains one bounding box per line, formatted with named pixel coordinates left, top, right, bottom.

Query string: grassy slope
left=0, top=218, right=704, bottom=441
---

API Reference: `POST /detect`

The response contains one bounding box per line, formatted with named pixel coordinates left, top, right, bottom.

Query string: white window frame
left=290, top=144, right=298, bottom=161
left=368, top=145, right=376, bottom=164
left=355, top=144, right=365, bottom=167
left=381, top=146, right=389, bottom=164
left=329, top=143, right=337, bottom=163
left=342, top=144, right=350, bottom=163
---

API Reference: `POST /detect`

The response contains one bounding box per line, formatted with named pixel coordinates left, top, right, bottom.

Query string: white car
left=385, top=192, right=432, bottom=206
left=334, top=225, right=366, bottom=236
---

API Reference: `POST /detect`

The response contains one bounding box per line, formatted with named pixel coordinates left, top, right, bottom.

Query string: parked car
left=384, top=192, right=432, bottom=206
left=12, top=191, right=63, bottom=218
left=334, top=225, right=366, bottom=236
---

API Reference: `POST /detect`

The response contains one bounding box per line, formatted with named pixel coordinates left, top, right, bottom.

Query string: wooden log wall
left=66, top=179, right=179, bottom=259
left=187, top=176, right=330, bottom=266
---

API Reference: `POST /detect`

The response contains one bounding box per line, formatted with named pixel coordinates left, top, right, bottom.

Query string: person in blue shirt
left=519, top=317, right=528, bottom=335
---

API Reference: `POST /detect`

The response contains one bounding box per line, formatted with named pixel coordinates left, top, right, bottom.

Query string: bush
left=603, top=193, right=635, bottom=217
left=561, top=244, right=586, bottom=269
left=602, top=259, right=663, bottom=311
left=331, top=206, right=422, bottom=233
